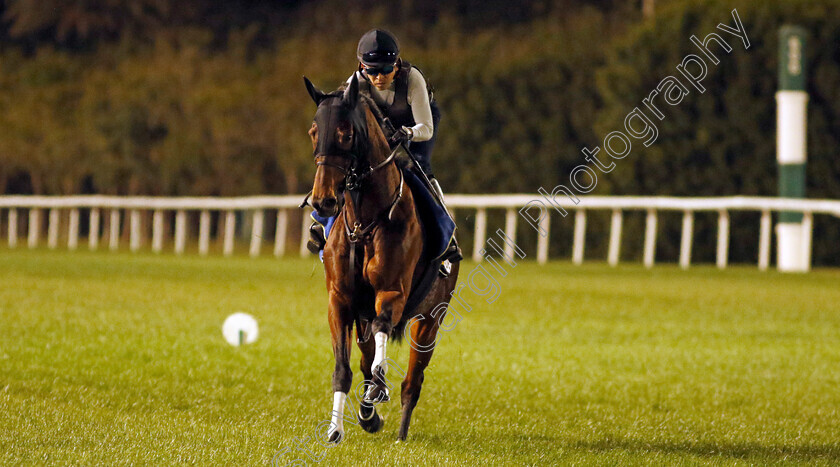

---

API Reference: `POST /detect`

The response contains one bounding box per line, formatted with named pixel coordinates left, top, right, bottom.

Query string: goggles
left=362, top=64, right=396, bottom=76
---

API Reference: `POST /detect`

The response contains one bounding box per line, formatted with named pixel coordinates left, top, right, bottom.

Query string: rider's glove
left=389, top=126, right=413, bottom=146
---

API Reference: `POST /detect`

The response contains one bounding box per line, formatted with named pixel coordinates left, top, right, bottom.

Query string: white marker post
left=776, top=25, right=810, bottom=272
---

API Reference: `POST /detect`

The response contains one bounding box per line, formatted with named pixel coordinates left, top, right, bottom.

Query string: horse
left=303, top=73, right=460, bottom=443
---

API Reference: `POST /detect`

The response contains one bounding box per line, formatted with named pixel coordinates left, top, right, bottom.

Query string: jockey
left=308, top=29, right=463, bottom=268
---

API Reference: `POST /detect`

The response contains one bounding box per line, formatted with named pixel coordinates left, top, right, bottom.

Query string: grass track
left=1, top=249, right=840, bottom=465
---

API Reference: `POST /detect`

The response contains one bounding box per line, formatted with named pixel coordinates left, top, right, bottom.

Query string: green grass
left=2, top=249, right=840, bottom=466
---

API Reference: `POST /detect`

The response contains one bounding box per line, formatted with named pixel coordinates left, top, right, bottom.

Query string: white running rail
left=1, top=195, right=839, bottom=269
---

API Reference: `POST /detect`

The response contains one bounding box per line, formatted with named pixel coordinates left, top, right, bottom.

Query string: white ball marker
left=222, top=312, right=259, bottom=346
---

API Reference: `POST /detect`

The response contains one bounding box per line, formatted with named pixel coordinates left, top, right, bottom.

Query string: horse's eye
left=309, top=123, right=318, bottom=150
left=336, top=126, right=353, bottom=149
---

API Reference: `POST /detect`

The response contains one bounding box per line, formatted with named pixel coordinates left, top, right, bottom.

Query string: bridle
left=300, top=99, right=404, bottom=247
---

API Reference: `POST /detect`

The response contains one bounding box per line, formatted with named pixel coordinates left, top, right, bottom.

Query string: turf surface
left=2, top=249, right=840, bottom=465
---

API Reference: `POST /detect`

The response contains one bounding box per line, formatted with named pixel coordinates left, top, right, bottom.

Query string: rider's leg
left=408, top=103, right=462, bottom=266
left=307, top=211, right=335, bottom=255
left=408, top=101, right=439, bottom=179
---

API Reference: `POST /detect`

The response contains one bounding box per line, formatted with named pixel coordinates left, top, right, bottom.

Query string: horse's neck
left=361, top=103, right=391, bottom=169
left=346, top=106, right=402, bottom=219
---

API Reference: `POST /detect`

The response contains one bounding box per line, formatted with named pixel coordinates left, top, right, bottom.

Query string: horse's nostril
left=312, top=197, right=336, bottom=215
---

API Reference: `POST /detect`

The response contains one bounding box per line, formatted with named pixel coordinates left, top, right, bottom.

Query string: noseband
left=313, top=149, right=396, bottom=194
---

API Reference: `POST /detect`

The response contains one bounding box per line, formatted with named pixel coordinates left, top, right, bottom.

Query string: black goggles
left=362, top=64, right=396, bottom=76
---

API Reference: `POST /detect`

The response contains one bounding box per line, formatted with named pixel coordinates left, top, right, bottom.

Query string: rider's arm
left=405, top=68, right=434, bottom=142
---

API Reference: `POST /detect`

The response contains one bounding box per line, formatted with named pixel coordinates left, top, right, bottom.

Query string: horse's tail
left=389, top=319, right=406, bottom=343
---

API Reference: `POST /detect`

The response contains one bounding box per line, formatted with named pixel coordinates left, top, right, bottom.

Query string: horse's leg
left=364, top=218, right=421, bottom=405
left=365, top=289, right=406, bottom=404
left=355, top=322, right=383, bottom=433
left=326, top=294, right=353, bottom=444
left=398, top=314, right=441, bottom=441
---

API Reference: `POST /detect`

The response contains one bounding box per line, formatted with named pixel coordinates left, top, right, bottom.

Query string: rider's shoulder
left=406, top=66, right=427, bottom=85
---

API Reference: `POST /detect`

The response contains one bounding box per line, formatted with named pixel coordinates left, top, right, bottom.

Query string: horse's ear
left=303, top=76, right=326, bottom=105
left=343, top=73, right=359, bottom=109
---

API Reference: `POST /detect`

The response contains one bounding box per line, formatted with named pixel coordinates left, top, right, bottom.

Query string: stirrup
left=443, top=242, right=463, bottom=263
left=307, top=222, right=326, bottom=254
left=438, top=239, right=462, bottom=276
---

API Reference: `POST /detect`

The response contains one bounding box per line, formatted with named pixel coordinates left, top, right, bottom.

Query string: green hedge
left=1, top=0, right=840, bottom=264
left=592, top=0, right=840, bottom=265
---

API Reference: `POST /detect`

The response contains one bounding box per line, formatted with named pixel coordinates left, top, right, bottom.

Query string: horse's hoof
left=358, top=406, right=383, bottom=433
left=327, top=431, right=343, bottom=444
left=363, top=386, right=390, bottom=404
left=364, top=365, right=390, bottom=404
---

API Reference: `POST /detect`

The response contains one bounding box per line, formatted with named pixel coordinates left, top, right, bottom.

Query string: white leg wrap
left=372, top=332, right=388, bottom=373
left=328, top=392, right=347, bottom=438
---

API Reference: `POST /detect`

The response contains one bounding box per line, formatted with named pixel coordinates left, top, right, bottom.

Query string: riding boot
left=429, top=177, right=446, bottom=203
left=429, top=178, right=462, bottom=278
left=443, top=239, right=463, bottom=263
left=307, top=222, right=326, bottom=254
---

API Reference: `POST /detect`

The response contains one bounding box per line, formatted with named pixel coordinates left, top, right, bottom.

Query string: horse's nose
left=321, top=197, right=337, bottom=211
left=313, top=197, right=337, bottom=216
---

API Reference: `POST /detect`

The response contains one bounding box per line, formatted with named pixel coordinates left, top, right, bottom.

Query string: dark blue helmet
left=357, top=29, right=399, bottom=67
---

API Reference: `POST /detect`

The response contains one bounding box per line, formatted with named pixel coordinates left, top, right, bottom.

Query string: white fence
left=1, top=195, right=839, bottom=269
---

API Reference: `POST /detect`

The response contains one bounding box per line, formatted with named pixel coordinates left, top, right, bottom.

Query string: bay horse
left=303, top=73, right=460, bottom=443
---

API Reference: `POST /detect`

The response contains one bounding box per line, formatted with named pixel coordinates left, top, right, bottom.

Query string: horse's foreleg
left=398, top=314, right=441, bottom=441
left=327, top=295, right=353, bottom=444
left=355, top=325, right=383, bottom=433
left=365, top=289, right=406, bottom=404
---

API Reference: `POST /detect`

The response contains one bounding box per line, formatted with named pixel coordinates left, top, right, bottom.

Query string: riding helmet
left=357, top=29, right=400, bottom=66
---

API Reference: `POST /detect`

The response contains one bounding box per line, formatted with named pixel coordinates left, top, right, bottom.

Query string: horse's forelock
left=314, top=88, right=399, bottom=164
left=349, top=98, right=370, bottom=160
left=313, top=94, right=368, bottom=160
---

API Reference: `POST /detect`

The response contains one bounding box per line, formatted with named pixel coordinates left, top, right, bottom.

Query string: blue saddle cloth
left=403, top=169, right=456, bottom=260
left=310, top=168, right=455, bottom=261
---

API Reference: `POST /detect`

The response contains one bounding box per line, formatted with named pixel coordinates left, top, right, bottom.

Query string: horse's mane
left=359, top=94, right=388, bottom=127
left=336, top=81, right=385, bottom=123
